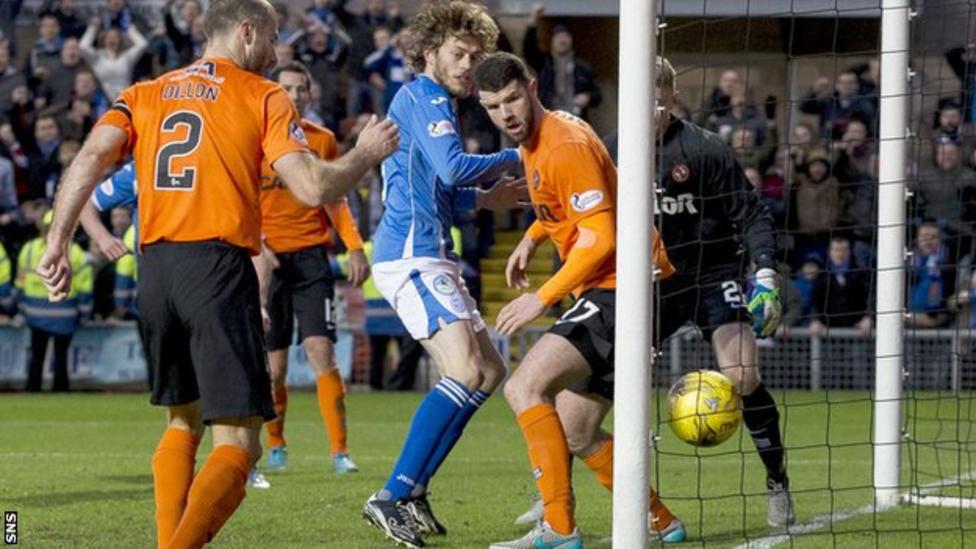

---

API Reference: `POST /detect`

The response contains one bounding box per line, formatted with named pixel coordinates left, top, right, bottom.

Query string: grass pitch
left=3, top=390, right=976, bottom=547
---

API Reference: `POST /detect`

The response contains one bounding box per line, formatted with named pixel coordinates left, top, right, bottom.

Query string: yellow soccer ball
left=667, top=370, right=742, bottom=447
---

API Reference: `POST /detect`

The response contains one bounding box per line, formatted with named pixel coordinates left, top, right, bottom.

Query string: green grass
left=3, top=390, right=976, bottom=547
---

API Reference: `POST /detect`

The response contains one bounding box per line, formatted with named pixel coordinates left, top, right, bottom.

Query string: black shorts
left=547, top=288, right=617, bottom=400
left=138, top=241, right=274, bottom=423
left=657, top=264, right=748, bottom=341
left=266, top=246, right=336, bottom=351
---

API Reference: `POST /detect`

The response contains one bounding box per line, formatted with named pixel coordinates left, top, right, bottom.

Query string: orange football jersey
left=260, top=120, right=364, bottom=254
left=95, top=57, right=310, bottom=254
left=521, top=110, right=673, bottom=297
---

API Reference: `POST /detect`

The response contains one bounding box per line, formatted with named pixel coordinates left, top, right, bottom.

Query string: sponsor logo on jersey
left=656, top=192, right=699, bottom=215
left=570, top=190, right=604, bottom=212
left=430, top=96, right=449, bottom=106
left=289, top=121, right=308, bottom=145
left=532, top=170, right=541, bottom=190
left=427, top=119, right=456, bottom=138
left=431, top=274, right=456, bottom=295
left=671, top=163, right=691, bottom=183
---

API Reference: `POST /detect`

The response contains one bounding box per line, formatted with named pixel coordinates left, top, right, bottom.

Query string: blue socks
left=412, top=389, right=490, bottom=495
left=382, top=378, right=472, bottom=501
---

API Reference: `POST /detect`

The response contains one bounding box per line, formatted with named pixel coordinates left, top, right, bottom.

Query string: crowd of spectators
left=3, top=0, right=976, bottom=389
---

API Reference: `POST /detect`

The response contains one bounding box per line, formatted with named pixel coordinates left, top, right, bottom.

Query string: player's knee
left=723, top=365, right=760, bottom=396
left=478, top=353, right=507, bottom=392
left=564, top=428, right=597, bottom=456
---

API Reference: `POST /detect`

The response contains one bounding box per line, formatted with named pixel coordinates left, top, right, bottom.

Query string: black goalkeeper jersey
left=604, top=117, right=777, bottom=278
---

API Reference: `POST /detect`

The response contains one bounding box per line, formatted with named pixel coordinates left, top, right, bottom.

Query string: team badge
left=432, top=274, right=456, bottom=295
left=289, top=121, right=308, bottom=145
left=671, top=163, right=690, bottom=183
left=532, top=170, right=540, bottom=190
left=427, top=120, right=456, bottom=138
left=570, top=190, right=604, bottom=212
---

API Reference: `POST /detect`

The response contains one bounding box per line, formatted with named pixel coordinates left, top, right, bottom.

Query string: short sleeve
left=543, top=143, right=614, bottom=225
left=94, top=86, right=137, bottom=150
left=262, top=87, right=311, bottom=166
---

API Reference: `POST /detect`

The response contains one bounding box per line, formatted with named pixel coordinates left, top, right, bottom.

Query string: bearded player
left=476, top=52, right=687, bottom=548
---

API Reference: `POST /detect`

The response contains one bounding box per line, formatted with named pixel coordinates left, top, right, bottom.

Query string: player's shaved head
left=204, top=0, right=276, bottom=40
left=406, top=0, right=499, bottom=73
left=474, top=52, right=531, bottom=93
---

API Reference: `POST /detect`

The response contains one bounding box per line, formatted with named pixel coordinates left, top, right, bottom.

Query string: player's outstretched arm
left=40, top=125, right=128, bottom=301
left=275, top=115, right=399, bottom=206
left=79, top=201, right=128, bottom=261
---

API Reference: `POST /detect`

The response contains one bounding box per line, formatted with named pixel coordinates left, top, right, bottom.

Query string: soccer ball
left=667, top=370, right=742, bottom=447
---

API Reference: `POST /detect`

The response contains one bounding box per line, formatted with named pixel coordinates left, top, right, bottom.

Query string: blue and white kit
left=372, top=75, right=520, bottom=339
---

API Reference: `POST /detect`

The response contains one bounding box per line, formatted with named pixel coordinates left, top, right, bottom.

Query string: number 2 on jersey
left=155, top=111, right=203, bottom=190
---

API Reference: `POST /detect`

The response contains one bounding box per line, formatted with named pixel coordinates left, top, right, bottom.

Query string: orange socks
left=316, top=369, right=348, bottom=455
left=265, top=386, right=288, bottom=448
left=517, top=404, right=575, bottom=535
left=167, top=445, right=251, bottom=549
left=580, top=435, right=675, bottom=530
left=152, top=428, right=200, bottom=548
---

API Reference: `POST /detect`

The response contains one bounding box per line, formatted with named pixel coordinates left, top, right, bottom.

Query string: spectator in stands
left=712, top=86, right=766, bottom=145
left=704, top=69, right=740, bottom=126
left=731, top=124, right=778, bottom=175
left=5, top=84, right=38, bottom=153
left=333, top=0, right=405, bottom=116
left=834, top=119, right=874, bottom=183
left=59, top=97, right=94, bottom=141
left=789, top=121, right=818, bottom=172
left=26, top=114, right=61, bottom=201
left=298, top=23, right=348, bottom=129
left=46, top=38, right=85, bottom=106
left=0, top=121, right=29, bottom=200
left=25, top=13, right=64, bottom=84
left=800, top=70, right=876, bottom=139
left=275, top=43, right=295, bottom=69
left=0, top=152, right=18, bottom=229
left=791, top=148, right=841, bottom=261
left=46, top=0, right=85, bottom=39
left=364, top=26, right=410, bottom=116
left=912, top=138, right=976, bottom=250
left=746, top=166, right=785, bottom=228
left=99, top=0, right=135, bottom=31
left=945, top=45, right=976, bottom=122
left=906, top=222, right=956, bottom=328
left=80, top=16, right=147, bottom=100
left=809, top=235, right=873, bottom=335
left=792, top=256, right=822, bottom=328
left=935, top=99, right=963, bottom=144
left=272, top=1, right=301, bottom=45
left=164, top=0, right=203, bottom=67
left=0, top=0, right=22, bottom=58
left=70, top=69, right=110, bottom=118
left=523, top=3, right=602, bottom=120
left=0, top=42, right=27, bottom=116
left=18, top=209, right=91, bottom=392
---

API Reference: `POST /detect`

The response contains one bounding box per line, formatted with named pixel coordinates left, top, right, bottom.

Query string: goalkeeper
left=643, top=57, right=793, bottom=527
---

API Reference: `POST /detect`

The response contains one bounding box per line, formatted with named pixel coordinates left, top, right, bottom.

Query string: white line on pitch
left=731, top=470, right=976, bottom=549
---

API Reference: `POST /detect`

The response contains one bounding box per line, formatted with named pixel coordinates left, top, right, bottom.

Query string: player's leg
left=139, top=244, right=205, bottom=548
left=368, top=334, right=391, bottom=389
left=490, top=334, right=590, bottom=548
left=711, top=321, right=794, bottom=526
left=168, top=415, right=263, bottom=548
left=405, top=327, right=505, bottom=535
left=263, top=265, right=292, bottom=470
left=389, top=336, right=423, bottom=390
left=304, top=335, right=360, bottom=472
left=51, top=332, right=72, bottom=392
left=25, top=326, right=48, bottom=392
left=556, top=390, right=686, bottom=542
left=162, top=242, right=278, bottom=545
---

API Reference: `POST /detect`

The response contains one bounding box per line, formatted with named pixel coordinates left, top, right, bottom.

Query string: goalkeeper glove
left=747, top=268, right=782, bottom=338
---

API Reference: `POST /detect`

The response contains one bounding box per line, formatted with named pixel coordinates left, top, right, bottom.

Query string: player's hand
left=356, top=115, right=399, bottom=165
left=260, top=241, right=280, bottom=270
left=478, top=176, right=529, bottom=212
left=505, top=236, right=537, bottom=289
left=747, top=268, right=782, bottom=338
left=96, top=234, right=130, bottom=261
left=261, top=306, right=272, bottom=333
left=495, top=292, right=546, bottom=336
left=38, top=244, right=72, bottom=303
left=347, top=249, right=370, bottom=287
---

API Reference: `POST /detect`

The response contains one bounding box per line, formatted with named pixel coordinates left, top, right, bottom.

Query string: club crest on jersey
left=289, top=121, right=308, bottom=145
left=427, top=119, right=456, bottom=138
left=432, top=275, right=456, bottom=295
left=571, top=190, right=604, bottom=212
left=532, top=170, right=541, bottom=190
left=671, top=163, right=691, bottom=183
